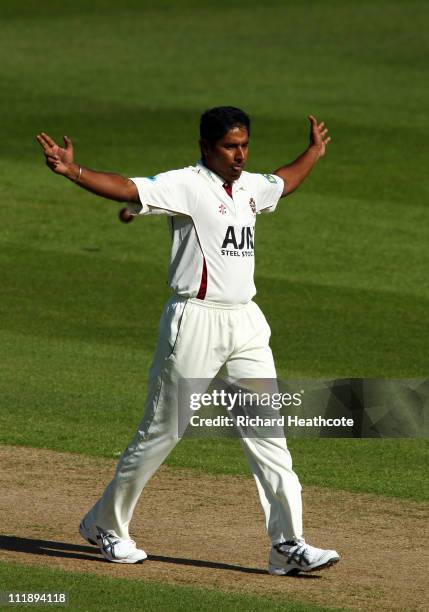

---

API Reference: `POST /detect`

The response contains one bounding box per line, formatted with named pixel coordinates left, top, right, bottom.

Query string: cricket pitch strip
left=0, top=445, right=427, bottom=611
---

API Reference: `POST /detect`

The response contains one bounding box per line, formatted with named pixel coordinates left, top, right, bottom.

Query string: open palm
left=308, top=115, right=331, bottom=158
left=36, top=132, right=74, bottom=175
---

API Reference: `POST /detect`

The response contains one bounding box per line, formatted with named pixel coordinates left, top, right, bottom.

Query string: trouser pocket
left=156, top=297, right=190, bottom=360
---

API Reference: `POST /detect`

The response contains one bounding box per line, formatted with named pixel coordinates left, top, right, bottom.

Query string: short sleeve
left=252, top=173, right=284, bottom=214
left=128, top=169, right=198, bottom=217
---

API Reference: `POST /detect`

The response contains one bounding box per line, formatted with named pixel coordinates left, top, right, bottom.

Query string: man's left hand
left=308, top=115, right=331, bottom=158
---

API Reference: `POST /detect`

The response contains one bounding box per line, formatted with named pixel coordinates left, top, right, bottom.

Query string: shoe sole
left=100, top=551, right=147, bottom=564
left=269, top=556, right=340, bottom=576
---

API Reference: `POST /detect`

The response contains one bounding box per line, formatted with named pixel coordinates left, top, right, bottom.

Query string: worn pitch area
left=0, top=446, right=427, bottom=611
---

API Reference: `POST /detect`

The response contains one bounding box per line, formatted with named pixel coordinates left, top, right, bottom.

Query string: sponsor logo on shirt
left=221, top=226, right=254, bottom=258
left=262, top=173, right=277, bottom=184
left=219, top=203, right=227, bottom=215
left=249, top=198, right=256, bottom=214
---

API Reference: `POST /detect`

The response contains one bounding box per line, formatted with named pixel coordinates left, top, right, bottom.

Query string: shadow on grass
left=0, top=535, right=320, bottom=579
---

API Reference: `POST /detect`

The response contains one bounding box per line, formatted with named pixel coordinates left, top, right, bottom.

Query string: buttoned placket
left=229, top=182, right=251, bottom=220
left=221, top=182, right=235, bottom=217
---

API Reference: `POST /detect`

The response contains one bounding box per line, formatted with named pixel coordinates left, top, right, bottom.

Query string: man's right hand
left=36, top=132, right=139, bottom=203
left=36, top=132, right=79, bottom=180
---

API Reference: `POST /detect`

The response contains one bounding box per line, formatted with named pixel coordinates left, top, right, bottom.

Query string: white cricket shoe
left=268, top=540, right=340, bottom=575
left=79, top=519, right=147, bottom=564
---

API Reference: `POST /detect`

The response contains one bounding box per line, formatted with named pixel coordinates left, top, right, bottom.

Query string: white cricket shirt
left=129, top=163, right=284, bottom=305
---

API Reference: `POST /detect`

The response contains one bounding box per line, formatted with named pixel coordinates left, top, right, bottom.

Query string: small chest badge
left=219, top=203, right=227, bottom=215
left=249, top=198, right=256, bottom=214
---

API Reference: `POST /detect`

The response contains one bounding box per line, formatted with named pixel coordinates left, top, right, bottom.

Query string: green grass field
left=1, top=1, right=428, bottom=609
left=0, top=562, right=343, bottom=612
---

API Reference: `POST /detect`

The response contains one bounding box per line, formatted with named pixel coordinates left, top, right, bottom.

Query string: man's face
left=201, top=126, right=249, bottom=183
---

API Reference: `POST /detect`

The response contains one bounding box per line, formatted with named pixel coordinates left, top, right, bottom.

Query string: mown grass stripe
left=0, top=561, right=345, bottom=611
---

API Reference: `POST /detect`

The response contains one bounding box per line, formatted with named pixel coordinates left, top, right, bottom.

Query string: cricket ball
left=119, top=207, right=134, bottom=223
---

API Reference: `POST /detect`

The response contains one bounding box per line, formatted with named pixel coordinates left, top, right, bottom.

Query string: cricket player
left=37, top=107, right=340, bottom=575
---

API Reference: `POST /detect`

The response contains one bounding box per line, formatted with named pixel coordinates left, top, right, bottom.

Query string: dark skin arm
left=274, top=115, right=331, bottom=197
left=36, top=133, right=139, bottom=203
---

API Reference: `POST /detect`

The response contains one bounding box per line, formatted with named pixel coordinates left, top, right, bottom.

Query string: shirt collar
left=196, top=160, right=244, bottom=189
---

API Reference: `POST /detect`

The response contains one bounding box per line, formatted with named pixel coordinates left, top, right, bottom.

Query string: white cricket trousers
left=85, top=295, right=303, bottom=545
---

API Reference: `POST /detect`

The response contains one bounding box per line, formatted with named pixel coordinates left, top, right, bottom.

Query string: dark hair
left=200, top=106, right=250, bottom=144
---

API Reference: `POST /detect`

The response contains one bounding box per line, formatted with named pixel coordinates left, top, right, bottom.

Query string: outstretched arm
left=273, top=116, right=331, bottom=197
left=36, top=133, right=139, bottom=203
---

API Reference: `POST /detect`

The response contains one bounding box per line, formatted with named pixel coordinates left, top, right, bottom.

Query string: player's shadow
left=0, top=535, right=319, bottom=578
left=0, top=534, right=98, bottom=562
